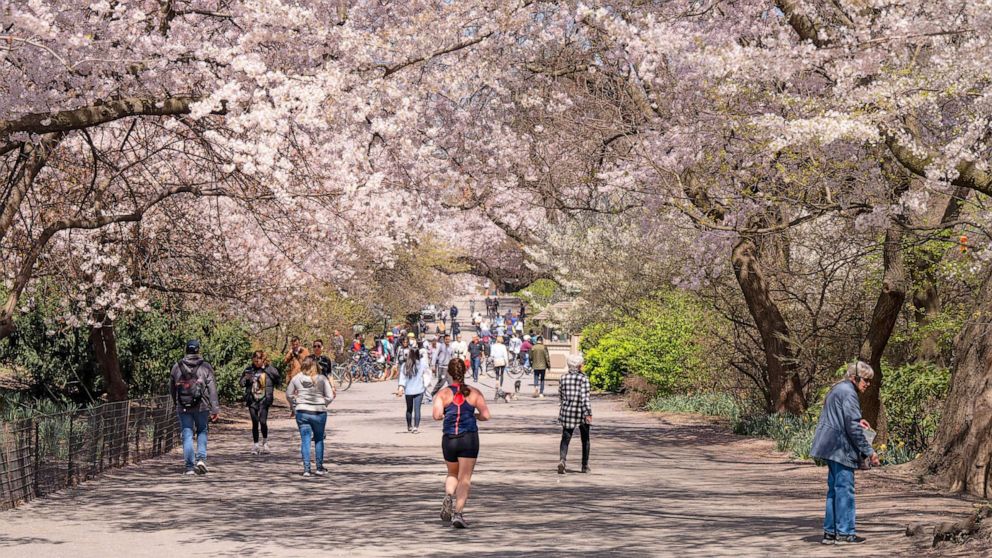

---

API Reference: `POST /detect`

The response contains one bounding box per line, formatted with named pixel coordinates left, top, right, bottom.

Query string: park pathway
left=0, top=379, right=978, bottom=557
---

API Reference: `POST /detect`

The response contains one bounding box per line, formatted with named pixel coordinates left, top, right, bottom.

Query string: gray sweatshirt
left=286, top=373, right=334, bottom=413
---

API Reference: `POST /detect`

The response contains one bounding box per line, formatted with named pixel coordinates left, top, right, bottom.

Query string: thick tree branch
left=0, top=96, right=226, bottom=139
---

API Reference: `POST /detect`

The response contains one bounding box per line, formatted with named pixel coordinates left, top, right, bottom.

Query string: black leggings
left=495, top=366, right=505, bottom=386
left=405, top=393, right=424, bottom=429
left=249, top=404, right=270, bottom=443
left=560, top=423, right=590, bottom=467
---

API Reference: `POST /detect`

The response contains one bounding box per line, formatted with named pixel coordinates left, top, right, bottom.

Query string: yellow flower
left=898, top=441, right=905, bottom=448
left=879, top=443, right=887, bottom=451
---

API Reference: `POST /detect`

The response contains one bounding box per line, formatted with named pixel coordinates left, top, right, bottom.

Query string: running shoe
left=302, top=471, right=311, bottom=478
left=194, top=461, right=208, bottom=475
left=581, top=465, right=591, bottom=474
left=261, top=441, right=271, bottom=454
left=314, top=468, right=327, bottom=476
left=251, top=443, right=260, bottom=455
left=557, top=460, right=566, bottom=474
left=412, top=427, right=420, bottom=434
left=452, top=513, right=469, bottom=529
left=440, top=494, right=454, bottom=522
left=835, top=534, right=866, bottom=544
left=182, top=469, right=197, bottom=476
left=821, top=532, right=836, bottom=545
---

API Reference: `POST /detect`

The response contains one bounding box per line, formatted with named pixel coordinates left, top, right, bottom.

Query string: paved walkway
left=0, top=379, right=978, bottom=557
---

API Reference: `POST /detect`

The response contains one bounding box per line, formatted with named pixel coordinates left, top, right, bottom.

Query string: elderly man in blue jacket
left=810, top=361, right=880, bottom=545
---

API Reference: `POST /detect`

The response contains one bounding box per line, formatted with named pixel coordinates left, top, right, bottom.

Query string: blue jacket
left=810, top=380, right=875, bottom=469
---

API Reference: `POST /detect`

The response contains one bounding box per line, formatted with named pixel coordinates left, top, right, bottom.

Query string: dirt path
left=0, top=379, right=980, bottom=557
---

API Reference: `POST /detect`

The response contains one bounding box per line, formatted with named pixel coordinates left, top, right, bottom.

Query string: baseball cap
left=185, top=339, right=201, bottom=354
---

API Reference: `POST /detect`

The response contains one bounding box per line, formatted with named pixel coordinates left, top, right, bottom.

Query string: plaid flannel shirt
left=558, top=370, right=592, bottom=429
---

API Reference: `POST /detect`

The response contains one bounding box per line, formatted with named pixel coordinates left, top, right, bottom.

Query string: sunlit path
left=0, top=379, right=975, bottom=557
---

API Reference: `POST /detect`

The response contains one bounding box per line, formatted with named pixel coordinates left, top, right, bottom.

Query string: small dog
left=495, top=382, right=520, bottom=403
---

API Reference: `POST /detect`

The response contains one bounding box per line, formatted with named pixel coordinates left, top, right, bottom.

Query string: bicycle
left=329, top=363, right=353, bottom=391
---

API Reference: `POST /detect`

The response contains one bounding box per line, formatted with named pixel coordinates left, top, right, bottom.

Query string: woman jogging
left=397, top=346, right=430, bottom=433
left=490, top=335, right=509, bottom=388
left=286, top=356, right=336, bottom=477
left=433, top=359, right=491, bottom=528
left=240, top=351, right=280, bottom=455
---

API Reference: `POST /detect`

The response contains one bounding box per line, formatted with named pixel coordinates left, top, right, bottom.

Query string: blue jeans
left=522, top=352, right=530, bottom=367
left=533, top=369, right=546, bottom=394
left=823, top=460, right=856, bottom=535
left=296, top=411, right=327, bottom=472
left=470, top=356, right=481, bottom=382
left=177, top=410, right=209, bottom=471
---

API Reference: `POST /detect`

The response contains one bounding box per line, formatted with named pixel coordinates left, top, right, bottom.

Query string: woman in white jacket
left=397, top=347, right=430, bottom=433
left=490, top=336, right=510, bottom=388
left=286, top=356, right=335, bottom=477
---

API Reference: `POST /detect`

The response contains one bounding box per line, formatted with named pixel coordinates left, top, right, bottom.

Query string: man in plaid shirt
left=558, top=353, right=592, bottom=474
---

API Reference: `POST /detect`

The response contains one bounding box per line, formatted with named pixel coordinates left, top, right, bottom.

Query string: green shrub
left=881, top=361, right=949, bottom=453
left=582, top=291, right=706, bottom=393
left=1, top=286, right=252, bottom=404
left=734, top=412, right=818, bottom=461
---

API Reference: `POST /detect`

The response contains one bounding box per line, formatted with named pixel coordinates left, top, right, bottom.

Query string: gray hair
left=566, top=353, right=585, bottom=372
left=845, top=360, right=874, bottom=381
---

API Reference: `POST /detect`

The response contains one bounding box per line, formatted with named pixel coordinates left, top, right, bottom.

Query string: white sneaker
left=182, top=469, right=197, bottom=476
left=539, top=394, right=545, bottom=399
left=251, top=443, right=260, bottom=455
left=302, top=471, right=311, bottom=478
left=194, top=461, right=208, bottom=475
left=261, top=441, right=271, bottom=454
left=412, top=428, right=419, bottom=434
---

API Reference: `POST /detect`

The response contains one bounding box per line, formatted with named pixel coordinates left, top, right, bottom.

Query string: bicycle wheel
left=483, top=358, right=496, bottom=378
left=332, top=365, right=352, bottom=391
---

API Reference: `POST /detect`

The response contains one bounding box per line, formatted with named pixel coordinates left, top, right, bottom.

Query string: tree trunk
left=89, top=312, right=128, bottom=401
left=910, top=186, right=970, bottom=363
left=859, top=216, right=907, bottom=440
left=731, top=238, right=806, bottom=414
left=925, top=275, right=992, bottom=498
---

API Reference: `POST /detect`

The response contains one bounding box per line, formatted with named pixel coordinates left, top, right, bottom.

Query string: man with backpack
left=170, top=339, right=220, bottom=475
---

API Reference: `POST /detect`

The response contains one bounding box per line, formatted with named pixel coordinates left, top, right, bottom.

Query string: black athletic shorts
left=441, top=431, right=480, bottom=462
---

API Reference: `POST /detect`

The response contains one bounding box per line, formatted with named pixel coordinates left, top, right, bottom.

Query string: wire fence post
left=31, top=419, right=39, bottom=499
left=67, top=413, right=74, bottom=487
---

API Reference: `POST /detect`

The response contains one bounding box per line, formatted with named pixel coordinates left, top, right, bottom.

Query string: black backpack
left=176, top=362, right=206, bottom=410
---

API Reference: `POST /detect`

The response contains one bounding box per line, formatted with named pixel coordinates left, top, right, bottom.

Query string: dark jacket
left=810, top=380, right=876, bottom=469
left=170, top=355, right=220, bottom=414
left=468, top=341, right=484, bottom=358
left=530, top=342, right=551, bottom=370
left=241, top=365, right=280, bottom=407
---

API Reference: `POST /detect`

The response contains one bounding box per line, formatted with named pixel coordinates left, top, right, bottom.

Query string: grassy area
left=647, top=392, right=915, bottom=466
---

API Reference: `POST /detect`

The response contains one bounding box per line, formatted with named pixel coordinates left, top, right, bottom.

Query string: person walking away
left=490, top=336, right=509, bottom=389
left=397, top=347, right=430, bottom=433
left=431, top=334, right=453, bottom=396
left=332, top=330, right=345, bottom=364
left=286, top=356, right=336, bottom=477
left=433, top=359, right=491, bottom=528
left=241, top=351, right=280, bottom=455
left=469, top=299, right=476, bottom=316
left=492, top=297, right=500, bottom=319
left=558, top=354, right=592, bottom=474
left=450, top=304, right=459, bottom=323
left=468, top=335, right=484, bottom=383
left=170, top=339, right=220, bottom=475
left=508, top=334, right=522, bottom=365
left=530, top=336, right=550, bottom=398
left=514, top=315, right=524, bottom=337
left=520, top=335, right=533, bottom=368
left=284, top=336, right=310, bottom=416
left=485, top=296, right=493, bottom=319
left=519, top=302, right=526, bottom=323
left=810, top=361, right=880, bottom=544
left=451, top=319, right=461, bottom=338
